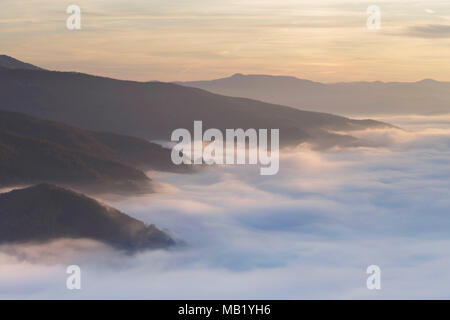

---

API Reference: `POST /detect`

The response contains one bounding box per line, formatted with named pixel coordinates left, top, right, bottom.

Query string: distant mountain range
left=0, top=110, right=189, bottom=194
left=0, top=184, right=175, bottom=251
left=177, top=73, right=450, bottom=116
left=0, top=55, right=391, bottom=149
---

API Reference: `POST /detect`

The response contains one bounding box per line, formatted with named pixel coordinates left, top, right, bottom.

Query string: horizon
left=1, top=0, right=449, bottom=82
left=1, top=53, right=448, bottom=84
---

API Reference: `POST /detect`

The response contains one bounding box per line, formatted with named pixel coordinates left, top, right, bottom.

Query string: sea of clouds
left=1, top=114, right=450, bottom=299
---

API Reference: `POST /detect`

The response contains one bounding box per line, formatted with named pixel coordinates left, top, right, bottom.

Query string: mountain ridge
left=0, top=58, right=393, bottom=150
left=0, top=110, right=191, bottom=194
left=176, top=74, right=450, bottom=115
left=0, top=183, right=175, bottom=251
left=0, top=55, right=43, bottom=71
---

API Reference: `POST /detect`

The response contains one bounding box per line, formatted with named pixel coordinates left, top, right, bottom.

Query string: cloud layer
left=1, top=114, right=450, bottom=299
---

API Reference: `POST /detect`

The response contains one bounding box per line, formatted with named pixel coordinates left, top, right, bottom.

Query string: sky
left=1, top=114, right=450, bottom=299
left=1, top=0, right=449, bottom=82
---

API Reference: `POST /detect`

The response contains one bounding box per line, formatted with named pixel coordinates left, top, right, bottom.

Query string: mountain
left=0, top=184, right=175, bottom=251
left=0, top=110, right=188, bottom=172
left=0, top=128, right=151, bottom=194
left=0, top=58, right=391, bottom=149
left=0, top=110, right=189, bottom=193
left=0, top=55, right=43, bottom=71
left=177, top=74, right=450, bottom=116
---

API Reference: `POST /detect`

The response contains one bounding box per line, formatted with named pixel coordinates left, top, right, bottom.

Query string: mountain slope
left=0, top=55, right=43, bottom=71
left=0, top=184, right=175, bottom=251
left=0, top=129, right=151, bottom=193
left=0, top=62, right=391, bottom=149
left=0, top=110, right=191, bottom=193
left=0, top=110, right=188, bottom=172
left=177, top=74, right=450, bottom=115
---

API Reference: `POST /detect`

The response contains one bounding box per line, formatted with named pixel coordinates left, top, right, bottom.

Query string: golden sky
left=1, top=0, right=450, bottom=82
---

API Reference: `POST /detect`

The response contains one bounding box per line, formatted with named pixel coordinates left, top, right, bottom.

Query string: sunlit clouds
left=1, top=115, right=450, bottom=298
left=1, top=0, right=449, bottom=82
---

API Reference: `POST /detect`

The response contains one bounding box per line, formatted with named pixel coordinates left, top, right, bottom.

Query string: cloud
left=0, top=239, right=113, bottom=265
left=404, top=24, right=450, bottom=38
left=1, top=114, right=450, bottom=299
left=2, top=0, right=450, bottom=82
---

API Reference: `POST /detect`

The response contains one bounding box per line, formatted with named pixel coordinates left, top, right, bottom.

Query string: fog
left=1, top=115, right=450, bottom=299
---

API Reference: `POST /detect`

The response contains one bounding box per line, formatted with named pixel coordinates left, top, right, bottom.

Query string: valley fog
left=1, top=114, right=450, bottom=299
